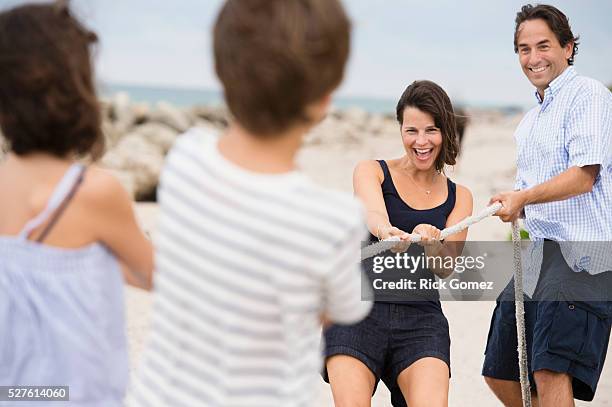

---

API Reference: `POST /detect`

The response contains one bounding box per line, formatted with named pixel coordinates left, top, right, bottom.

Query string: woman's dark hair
left=0, top=1, right=103, bottom=159
left=396, top=80, right=459, bottom=172
left=514, top=4, right=579, bottom=65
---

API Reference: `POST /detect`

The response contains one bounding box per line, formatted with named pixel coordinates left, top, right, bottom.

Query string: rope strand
left=360, top=202, right=502, bottom=261
left=512, top=220, right=532, bottom=407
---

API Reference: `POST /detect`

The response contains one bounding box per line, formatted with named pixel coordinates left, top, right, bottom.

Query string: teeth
left=414, top=148, right=433, bottom=156
left=530, top=66, right=547, bottom=73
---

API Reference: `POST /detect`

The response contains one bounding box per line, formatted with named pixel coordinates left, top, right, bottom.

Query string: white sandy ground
left=126, top=117, right=611, bottom=406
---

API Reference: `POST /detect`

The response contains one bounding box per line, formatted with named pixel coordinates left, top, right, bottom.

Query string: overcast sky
left=2, top=0, right=611, bottom=107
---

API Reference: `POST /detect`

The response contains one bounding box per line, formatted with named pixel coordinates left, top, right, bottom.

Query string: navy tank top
left=365, top=160, right=457, bottom=305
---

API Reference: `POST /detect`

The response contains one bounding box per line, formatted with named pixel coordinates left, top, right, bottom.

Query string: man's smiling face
left=516, top=18, right=573, bottom=96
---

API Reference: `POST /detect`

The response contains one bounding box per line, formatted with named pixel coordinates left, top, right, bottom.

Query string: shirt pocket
left=530, top=114, right=568, bottom=177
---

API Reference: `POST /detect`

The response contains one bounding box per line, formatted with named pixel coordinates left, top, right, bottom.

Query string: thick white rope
left=360, top=202, right=503, bottom=261
left=359, top=202, right=532, bottom=406
left=512, top=220, right=532, bottom=407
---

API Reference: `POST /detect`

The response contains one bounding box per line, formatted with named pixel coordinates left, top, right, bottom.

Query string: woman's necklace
left=406, top=171, right=437, bottom=195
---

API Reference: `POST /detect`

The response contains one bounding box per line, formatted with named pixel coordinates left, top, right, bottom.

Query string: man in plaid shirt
left=482, top=4, right=612, bottom=406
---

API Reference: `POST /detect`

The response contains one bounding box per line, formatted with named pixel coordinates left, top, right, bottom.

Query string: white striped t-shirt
left=127, top=128, right=372, bottom=407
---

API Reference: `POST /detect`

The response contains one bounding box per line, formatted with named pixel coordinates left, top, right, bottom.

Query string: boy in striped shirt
left=128, top=1, right=372, bottom=406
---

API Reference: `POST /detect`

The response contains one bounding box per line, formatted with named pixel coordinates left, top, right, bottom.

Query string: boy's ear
left=312, top=93, right=333, bottom=117
left=320, top=93, right=333, bottom=108
left=321, top=93, right=332, bottom=112
left=314, top=93, right=332, bottom=115
left=303, top=92, right=333, bottom=128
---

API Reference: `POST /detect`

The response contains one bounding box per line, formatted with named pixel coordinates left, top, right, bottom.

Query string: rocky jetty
left=97, top=94, right=400, bottom=200
left=0, top=93, right=510, bottom=202
left=0, top=94, right=402, bottom=200
left=98, top=93, right=229, bottom=200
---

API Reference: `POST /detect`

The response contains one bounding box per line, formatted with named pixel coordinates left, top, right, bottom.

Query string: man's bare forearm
left=522, top=165, right=599, bottom=205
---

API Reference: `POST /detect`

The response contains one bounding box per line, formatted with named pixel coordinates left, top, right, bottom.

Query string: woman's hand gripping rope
left=361, top=202, right=503, bottom=261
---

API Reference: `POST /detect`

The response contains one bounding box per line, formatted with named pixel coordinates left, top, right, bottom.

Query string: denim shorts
left=482, top=242, right=612, bottom=401
left=323, top=301, right=450, bottom=407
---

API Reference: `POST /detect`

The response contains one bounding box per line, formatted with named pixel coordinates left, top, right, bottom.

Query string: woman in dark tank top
left=365, top=159, right=457, bottom=305
left=323, top=81, right=473, bottom=407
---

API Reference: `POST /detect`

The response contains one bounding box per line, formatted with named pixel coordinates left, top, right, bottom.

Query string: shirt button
left=568, top=304, right=575, bottom=310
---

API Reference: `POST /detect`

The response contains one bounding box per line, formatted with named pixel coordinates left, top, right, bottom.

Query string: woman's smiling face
left=401, top=107, right=443, bottom=171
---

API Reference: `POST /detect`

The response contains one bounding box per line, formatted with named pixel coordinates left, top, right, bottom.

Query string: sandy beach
left=124, top=110, right=612, bottom=406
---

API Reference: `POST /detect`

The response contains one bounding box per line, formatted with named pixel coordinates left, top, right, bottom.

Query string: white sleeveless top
left=0, top=163, right=128, bottom=406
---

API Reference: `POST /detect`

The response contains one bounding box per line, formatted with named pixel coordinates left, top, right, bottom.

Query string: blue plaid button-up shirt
left=514, top=66, right=612, bottom=296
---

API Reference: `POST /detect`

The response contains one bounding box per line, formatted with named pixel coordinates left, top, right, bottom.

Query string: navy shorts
left=323, top=301, right=450, bottom=407
left=483, top=242, right=612, bottom=401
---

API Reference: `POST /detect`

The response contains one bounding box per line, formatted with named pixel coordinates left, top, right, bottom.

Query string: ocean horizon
left=98, top=82, right=524, bottom=115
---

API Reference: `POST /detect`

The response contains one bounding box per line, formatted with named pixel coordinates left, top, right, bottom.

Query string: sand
left=126, top=114, right=611, bottom=406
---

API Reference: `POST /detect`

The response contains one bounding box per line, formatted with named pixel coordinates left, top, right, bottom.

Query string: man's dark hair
left=213, top=0, right=351, bottom=137
left=396, top=80, right=459, bottom=172
left=514, top=4, right=580, bottom=65
left=0, top=2, right=103, bottom=159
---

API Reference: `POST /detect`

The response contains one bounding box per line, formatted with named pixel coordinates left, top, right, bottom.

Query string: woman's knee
left=397, top=358, right=449, bottom=407
left=331, top=396, right=371, bottom=407
left=327, top=355, right=376, bottom=407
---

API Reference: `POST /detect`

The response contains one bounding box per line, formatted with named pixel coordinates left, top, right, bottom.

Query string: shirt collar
left=534, top=66, right=577, bottom=104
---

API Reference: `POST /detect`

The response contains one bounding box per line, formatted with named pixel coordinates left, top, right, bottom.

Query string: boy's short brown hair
left=213, top=0, right=351, bottom=137
left=0, top=2, right=103, bottom=159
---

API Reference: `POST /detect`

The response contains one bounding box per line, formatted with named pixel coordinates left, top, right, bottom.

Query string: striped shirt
left=128, top=128, right=372, bottom=407
left=514, top=66, right=612, bottom=295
